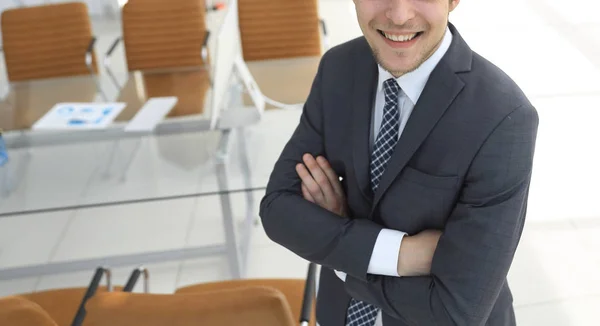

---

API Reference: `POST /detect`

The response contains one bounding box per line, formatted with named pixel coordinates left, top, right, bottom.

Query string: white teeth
left=383, top=32, right=417, bottom=42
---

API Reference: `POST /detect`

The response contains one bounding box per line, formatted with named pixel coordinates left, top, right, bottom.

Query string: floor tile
left=245, top=244, right=311, bottom=279
left=186, top=190, right=273, bottom=249
left=541, top=0, right=600, bottom=25
left=51, top=199, right=195, bottom=262
left=81, top=134, right=217, bottom=205
left=185, top=195, right=227, bottom=248
left=508, top=220, right=600, bottom=307
left=0, top=211, right=72, bottom=269
left=251, top=218, right=277, bottom=248
left=0, top=144, right=101, bottom=214
left=584, top=26, right=600, bottom=45
left=176, top=256, right=232, bottom=289
left=457, top=26, right=600, bottom=98
left=526, top=97, right=600, bottom=222
left=515, top=296, right=600, bottom=326
left=177, top=243, right=309, bottom=290
left=571, top=216, right=600, bottom=264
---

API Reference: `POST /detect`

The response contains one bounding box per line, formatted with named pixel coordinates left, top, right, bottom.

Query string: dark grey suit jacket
left=259, top=24, right=539, bottom=326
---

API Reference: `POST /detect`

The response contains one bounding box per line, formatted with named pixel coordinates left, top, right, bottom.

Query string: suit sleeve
left=344, top=104, right=539, bottom=325
left=259, top=51, right=383, bottom=281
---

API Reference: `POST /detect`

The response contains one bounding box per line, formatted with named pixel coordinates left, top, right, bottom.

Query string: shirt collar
left=377, top=27, right=453, bottom=104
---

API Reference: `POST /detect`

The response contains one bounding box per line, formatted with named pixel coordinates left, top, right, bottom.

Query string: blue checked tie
left=346, top=78, right=401, bottom=326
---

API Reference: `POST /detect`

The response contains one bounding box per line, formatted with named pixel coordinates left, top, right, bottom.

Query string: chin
left=379, top=56, right=421, bottom=76
left=370, top=44, right=421, bottom=75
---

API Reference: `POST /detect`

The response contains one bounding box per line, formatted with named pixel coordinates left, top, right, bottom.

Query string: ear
left=449, top=0, right=460, bottom=12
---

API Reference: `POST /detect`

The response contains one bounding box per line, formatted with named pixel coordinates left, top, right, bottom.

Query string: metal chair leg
left=70, top=267, right=112, bottom=326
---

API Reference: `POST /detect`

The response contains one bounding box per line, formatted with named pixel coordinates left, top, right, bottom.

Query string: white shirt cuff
left=334, top=229, right=405, bottom=282
left=367, top=229, right=406, bottom=277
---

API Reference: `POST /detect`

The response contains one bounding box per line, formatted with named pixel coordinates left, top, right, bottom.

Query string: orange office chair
left=238, top=0, right=326, bottom=61
left=0, top=296, right=58, bottom=326
left=237, top=0, right=327, bottom=108
left=19, top=287, right=114, bottom=326
left=12, top=267, right=117, bottom=326
left=175, top=262, right=318, bottom=326
left=3, top=267, right=139, bottom=326
left=83, top=286, right=296, bottom=326
left=1, top=263, right=317, bottom=326
left=103, top=0, right=211, bottom=118
left=82, top=263, right=316, bottom=326
left=80, top=262, right=317, bottom=326
left=0, top=2, right=105, bottom=99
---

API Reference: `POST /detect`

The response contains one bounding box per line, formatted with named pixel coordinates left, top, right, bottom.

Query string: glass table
left=0, top=63, right=270, bottom=282
left=0, top=3, right=319, bottom=282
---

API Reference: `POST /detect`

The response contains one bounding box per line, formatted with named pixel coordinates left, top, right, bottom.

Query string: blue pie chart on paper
left=57, top=106, right=74, bottom=116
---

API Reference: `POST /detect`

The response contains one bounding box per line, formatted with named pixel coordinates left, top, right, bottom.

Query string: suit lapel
left=351, top=40, right=378, bottom=203
left=370, top=63, right=464, bottom=211
left=369, top=24, right=472, bottom=214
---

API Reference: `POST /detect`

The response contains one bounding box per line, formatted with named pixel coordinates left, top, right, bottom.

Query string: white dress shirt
left=332, top=27, right=453, bottom=326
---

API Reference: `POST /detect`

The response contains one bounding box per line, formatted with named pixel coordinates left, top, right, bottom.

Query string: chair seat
left=244, top=56, right=321, bottom=109
left=116, top=69, right=211, bottom=121
left=0, top=76, right=99, bottom=131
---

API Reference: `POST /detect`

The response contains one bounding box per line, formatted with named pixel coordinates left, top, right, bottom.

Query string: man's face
left=353, top=0, right=460, bottom=77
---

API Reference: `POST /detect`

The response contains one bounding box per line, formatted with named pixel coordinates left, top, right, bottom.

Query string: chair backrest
left=176, top=278, right=316, bottom=326
left=0, top=296, right=58, bottom=326
left=20, top=286, right=116, bottom=326
left=238, top=0, right=322, bottom=61
left=122, top=0, right=208, bottom=72
left=84, top=287, right=296, bottom=326
left=0, top=2, right=97, bottom=82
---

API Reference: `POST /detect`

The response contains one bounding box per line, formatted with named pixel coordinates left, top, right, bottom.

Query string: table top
left=0, top=54, right=319, bottom=216
left=0, top=55, right=320, bottom=133
left=0, top=1, right=320, bottom=215
left=116, top=68, right=212, bottom=121
left=0, top=109, right=303, bottom=217
left=0, top=76, right=99, bottom=131
left=0, top=67, right=213, bottom=132
left=245, top=56, right=320, bottom=108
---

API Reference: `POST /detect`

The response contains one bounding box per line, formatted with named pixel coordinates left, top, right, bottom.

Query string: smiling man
left=260, top=0, right=538, bottom=325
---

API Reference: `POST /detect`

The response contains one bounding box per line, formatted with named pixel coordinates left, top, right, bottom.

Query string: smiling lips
left=378, top=29, right=423, bottom=48
left=382, top=31, right=418, bottom=42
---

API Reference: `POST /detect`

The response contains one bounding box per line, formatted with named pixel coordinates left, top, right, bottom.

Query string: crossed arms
left=259, top=59, right=539, bottom=325
left=296, top=154, right=442, bottom=279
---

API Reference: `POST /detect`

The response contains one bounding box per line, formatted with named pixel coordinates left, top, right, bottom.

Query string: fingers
left=302, top=154, right=337, bottom=203
left=301, top=183, right=315, bottom=203
left=316, top=156, right=345, bottom=199
left=296, top=162, right=325, bottom=204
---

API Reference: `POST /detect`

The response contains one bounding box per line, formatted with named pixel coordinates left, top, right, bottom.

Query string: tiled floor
left=1, top=0, right=600, bottom=324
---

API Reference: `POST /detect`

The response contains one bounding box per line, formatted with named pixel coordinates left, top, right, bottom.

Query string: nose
left=386, top=0, right=416, bottom=26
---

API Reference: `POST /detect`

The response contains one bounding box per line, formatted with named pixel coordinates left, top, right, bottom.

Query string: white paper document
left=124, top=97, right=178, bottom=132
left=33, top=102, right=127, bottom=130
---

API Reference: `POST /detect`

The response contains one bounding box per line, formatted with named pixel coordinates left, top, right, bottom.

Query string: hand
left=397, top=230, right=442, bottom=277
left=296, top=154, right=348, bottom=217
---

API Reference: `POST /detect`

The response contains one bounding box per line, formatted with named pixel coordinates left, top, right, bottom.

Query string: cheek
left=411, top=2, right=449, bottom=27
left=355, top=1, right=387, bottom=24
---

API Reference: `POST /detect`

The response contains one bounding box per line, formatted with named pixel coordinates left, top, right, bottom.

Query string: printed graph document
left=33, top=103, right=127, bottom=130
left=124, top=97, right=178, bottom=132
